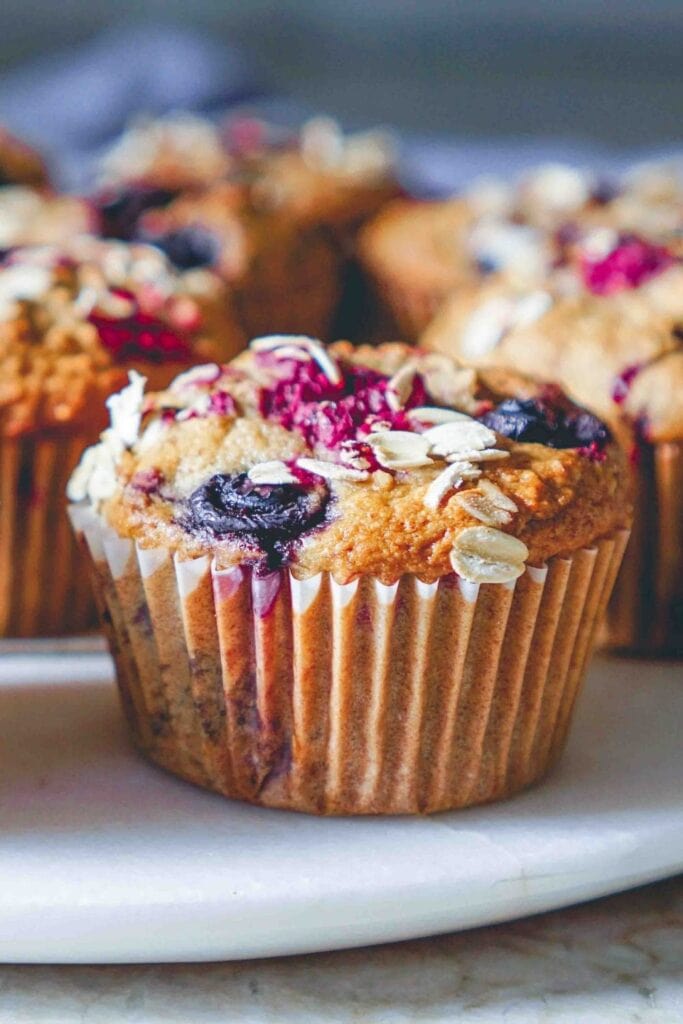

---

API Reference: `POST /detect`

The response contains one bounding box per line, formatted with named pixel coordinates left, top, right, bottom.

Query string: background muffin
left=0, top=236, right=241, bottom=637
left=422, top=230, right=683, bottom=652
left=359, top=160, right=683, bottom=338
left=94, top=114, right=401, bottom=339
left=69, top=338, right=629, bottom=814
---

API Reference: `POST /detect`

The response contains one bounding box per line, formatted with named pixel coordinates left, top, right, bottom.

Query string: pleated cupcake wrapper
left=605, top=440, right=683, bottom=653
left=0, top=432, right=98, bottom=637
left=71, top=507, right=628, bottom=815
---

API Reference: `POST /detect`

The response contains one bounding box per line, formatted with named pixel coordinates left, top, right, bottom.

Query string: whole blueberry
left=481, top=397, right=609, bottom=450
left=186, top=473, right=329, bottom=545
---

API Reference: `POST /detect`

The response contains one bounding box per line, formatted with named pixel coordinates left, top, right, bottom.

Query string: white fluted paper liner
left=71, top=506, right=628, bottom=814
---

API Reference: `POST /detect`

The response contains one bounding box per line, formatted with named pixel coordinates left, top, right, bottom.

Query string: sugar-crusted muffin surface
left=0, top=238, right=241, bottom=436
left=422, top=233, right=683, bottom=443
left=70, top=338, right=629, bottom=583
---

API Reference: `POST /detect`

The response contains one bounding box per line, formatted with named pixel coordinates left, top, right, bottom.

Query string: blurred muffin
left=0, top=236, right=241, bottom=637
left=69, top=337, right=628, bottom=813
left=422, top=229, right=683, bottom=652
left=94, top=113, right=401, bottom=336
left=249, top=116, right=400, bottom=235
left=359, top=160, right=683, bottom=337
left=94, top=112, right=234, bottom=240
left=137, top=180, right=344, bottom=341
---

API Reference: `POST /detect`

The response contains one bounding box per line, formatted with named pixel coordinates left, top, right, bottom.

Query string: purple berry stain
left=611, top=364, right=641, bottom=405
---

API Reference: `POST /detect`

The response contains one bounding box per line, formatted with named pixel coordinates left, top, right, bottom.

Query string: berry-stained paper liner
left=70, top=506, right=628, bottom=815
left=0, top=432, right=98, bottom=637
left=605, top=440, right=683, bottom=654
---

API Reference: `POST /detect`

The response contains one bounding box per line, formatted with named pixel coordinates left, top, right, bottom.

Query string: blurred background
left=1, top=1, right=681, bottom=188
left=2, top=0, right=683, bottom=142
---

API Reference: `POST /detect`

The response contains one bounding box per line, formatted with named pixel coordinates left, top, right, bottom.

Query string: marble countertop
left=1, top=875, right=681, bottom=1023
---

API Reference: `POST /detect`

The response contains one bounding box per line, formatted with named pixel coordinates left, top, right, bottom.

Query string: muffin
left=422, top=230, right=683, bottom=653
left=68, top=337, right=629, bottom=814
left=249, top=116, right=401, bottom=337
left=0, top=236, right=241, bottom=637
left=94, top=114, right=400, bottom=338
left=137, top=181, right=343, bottom=341
left=93, top=112, right=235, bottom=239
left=359, top=160, right=683, bottom=338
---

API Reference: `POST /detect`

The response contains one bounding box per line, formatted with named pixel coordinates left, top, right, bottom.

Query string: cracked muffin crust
left=70, top=338, right=629, bottom=582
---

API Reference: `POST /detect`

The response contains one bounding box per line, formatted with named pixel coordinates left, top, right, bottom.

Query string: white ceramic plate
left=1, top=650, right=681, bottom=963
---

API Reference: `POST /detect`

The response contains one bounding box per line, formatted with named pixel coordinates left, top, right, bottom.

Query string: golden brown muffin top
left=421, top=233, right=683, bottom=444
left=0, top=237, right=240, bottom=437
left=0, top=127, right=50, bottom=188
left=69, top=338, right=629, bottom=584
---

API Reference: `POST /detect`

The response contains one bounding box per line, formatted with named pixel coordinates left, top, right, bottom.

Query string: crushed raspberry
left=257, top=355, right=427, bottom=450
left=611, top=364, right=642, bottom=404
left=581, top=236, right=674, bottom=295
left=89, top=289, right=193, bottom=363
left=207, top=391, right=236, bottom=416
